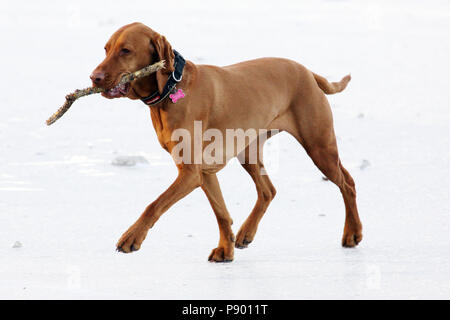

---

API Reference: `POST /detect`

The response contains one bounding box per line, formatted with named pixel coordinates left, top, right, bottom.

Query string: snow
left=1, top=0, right=449, bottom=299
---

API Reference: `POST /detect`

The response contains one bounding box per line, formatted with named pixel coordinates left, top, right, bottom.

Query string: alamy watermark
left=170, top=121, right=279, bottom=173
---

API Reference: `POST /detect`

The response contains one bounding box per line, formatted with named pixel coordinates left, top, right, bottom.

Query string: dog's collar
left=140, top=50, right=185, bottom=106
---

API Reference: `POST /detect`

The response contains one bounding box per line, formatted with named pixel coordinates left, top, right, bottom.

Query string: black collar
left=140, top=50, right=185, bottom=106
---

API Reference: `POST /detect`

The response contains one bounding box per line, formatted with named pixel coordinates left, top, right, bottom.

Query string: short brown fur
left=91, top=23, right=362, bottom=261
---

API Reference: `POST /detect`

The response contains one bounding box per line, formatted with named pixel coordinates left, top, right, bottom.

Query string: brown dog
left=91, top=22, right=362, bottom=262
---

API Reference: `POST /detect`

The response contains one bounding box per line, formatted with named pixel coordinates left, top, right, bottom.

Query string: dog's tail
left=312, top=72, right=351, bottom=95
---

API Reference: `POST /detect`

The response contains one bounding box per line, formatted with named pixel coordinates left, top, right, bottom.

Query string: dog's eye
left=120, top=48, right=131, bottom=55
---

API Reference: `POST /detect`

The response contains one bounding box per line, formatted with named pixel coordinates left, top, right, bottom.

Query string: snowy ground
left=1, top=0, right=449, bottom=299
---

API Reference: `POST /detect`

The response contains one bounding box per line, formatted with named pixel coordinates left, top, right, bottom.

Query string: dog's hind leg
left=284, top=91, right=362, bottom=247
left=235, top=139, right=277, bottom=249
left=201, top=173, right=235, bottom=262
left=305, top=144, right=362, bottom=247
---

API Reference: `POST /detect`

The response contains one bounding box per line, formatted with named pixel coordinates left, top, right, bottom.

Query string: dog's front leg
left=116, top=165, right=202, bottom=253
left=201, top=173, right=235, bottom=262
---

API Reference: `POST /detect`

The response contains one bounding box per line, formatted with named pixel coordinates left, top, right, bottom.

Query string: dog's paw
left=208, top=246, right=234, bottom=263
left=235, top=223, right=256, bottom=249
left=341, top=228, right=363, bottom=248
left=116, top=221, right=149, bottom=253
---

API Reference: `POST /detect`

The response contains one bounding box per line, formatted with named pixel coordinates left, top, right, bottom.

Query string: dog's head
left=90, top=22, right=174, bottom=100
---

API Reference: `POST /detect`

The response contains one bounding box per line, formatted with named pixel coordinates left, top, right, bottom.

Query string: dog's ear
left=151, top=34, right=175, bottom=94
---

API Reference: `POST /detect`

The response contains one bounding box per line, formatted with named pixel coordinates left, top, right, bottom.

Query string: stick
left=46, top=60, right=165, bottom=126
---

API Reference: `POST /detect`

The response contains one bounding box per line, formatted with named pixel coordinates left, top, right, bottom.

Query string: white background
left=0, top=0, right=449, bottom=299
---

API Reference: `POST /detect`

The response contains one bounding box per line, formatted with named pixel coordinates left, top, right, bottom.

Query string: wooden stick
left=46, top=60, right=165, bottom=126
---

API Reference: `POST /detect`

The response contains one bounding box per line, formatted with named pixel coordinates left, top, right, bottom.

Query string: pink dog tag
left=169, top=89, right=185, bottom=103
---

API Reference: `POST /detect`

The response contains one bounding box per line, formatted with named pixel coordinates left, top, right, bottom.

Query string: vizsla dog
left=90, top=22, right=362, bottom=262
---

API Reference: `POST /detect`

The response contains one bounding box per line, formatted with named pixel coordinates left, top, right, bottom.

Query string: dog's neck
left=130, top=75, right=158, bottom=100
left=139, top=50, right=186, bottom=106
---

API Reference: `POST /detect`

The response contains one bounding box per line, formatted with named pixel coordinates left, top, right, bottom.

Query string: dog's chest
left=148, top=105, right=182, bottom=153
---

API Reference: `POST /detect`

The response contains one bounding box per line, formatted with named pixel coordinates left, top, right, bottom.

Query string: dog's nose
left=90, top=71, right=105, bottom=85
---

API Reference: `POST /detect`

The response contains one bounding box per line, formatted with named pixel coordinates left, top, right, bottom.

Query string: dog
left=90, top=22, right=362, bottom=262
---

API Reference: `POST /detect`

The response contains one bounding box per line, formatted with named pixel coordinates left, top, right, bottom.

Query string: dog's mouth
left=101, top=82, right=131, bottom=98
